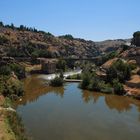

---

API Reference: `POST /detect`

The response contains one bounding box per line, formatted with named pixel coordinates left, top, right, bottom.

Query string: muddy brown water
left=16, top=75, right=140, bottom=140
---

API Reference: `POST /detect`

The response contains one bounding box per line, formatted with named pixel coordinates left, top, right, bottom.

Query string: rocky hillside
left=95, top=39, right=131, bottom=53
left=0, top=25, right=99, bottom=58
left=0, top=23, right=131, bottom=58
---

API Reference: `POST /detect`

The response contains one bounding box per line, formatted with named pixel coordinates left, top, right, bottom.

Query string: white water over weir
left=38, top=70, right=82, bottom=81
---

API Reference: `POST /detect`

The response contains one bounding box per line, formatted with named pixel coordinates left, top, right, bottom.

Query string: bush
left=50, top=77, right=63, bottom=87
left=80, top=73, right=91, bottom=89
left=88, top=78, right=113, bottom=93
left=0, top=36, right=8, bottom=45
left=56, top=59, right=66, bottom=71
left=6, top=112, right=28, bottom=140
left=9, top=63, right=25, bottom=79
left=113, top=79, right=125, bottom=95
left=88, top=78, right=101, bottom=91
left=0, top=75, right=24, bottom=98
left=0, top=65, right=11, bottom=75
left=59, top=34, right=74, bottom=40
left=107, top=59, right=131, bottom=83
left=2, top=78, right=24, bottom=97
left=7, top=47, right=26, bottom=57
left=121, top=45, right=129, bottom=51
left=67, top=74, right=81, bottom=80
left=0, top=63, right=25, bottom=79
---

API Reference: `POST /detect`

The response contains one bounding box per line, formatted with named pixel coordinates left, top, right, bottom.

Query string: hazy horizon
left=0, top=0, right=139, bottom=41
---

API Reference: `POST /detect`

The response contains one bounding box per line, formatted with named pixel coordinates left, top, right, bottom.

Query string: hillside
left=0, top=23, right=130, bottom=59
left=95, top=39, right=131, bottom=53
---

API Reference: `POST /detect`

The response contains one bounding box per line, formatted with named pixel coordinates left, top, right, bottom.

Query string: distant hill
left=0, top=22, right=133, bottom=58
left=95, top=39, right=131, bottom=53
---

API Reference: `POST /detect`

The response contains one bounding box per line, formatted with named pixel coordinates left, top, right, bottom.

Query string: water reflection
left=16, top=75, right=64, bottom=105
left=82, top=90, right=140, bottom=113
left=16, top=75, right=140, bottom=140
left=18, top=75, right=140, bottom=113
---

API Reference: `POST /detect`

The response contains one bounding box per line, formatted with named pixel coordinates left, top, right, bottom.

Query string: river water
left=16, top=75, right=140, bottom=140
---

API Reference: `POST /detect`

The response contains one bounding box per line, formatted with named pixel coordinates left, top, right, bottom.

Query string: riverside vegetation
left=0, top=62, right=29, bottom=140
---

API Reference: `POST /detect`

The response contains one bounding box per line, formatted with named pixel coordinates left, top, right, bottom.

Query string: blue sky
left=0, top=0, right=139, bottom=41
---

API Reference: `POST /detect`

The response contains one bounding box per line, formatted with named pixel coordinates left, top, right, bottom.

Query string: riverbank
left=0, top=95, right=29, bottom=140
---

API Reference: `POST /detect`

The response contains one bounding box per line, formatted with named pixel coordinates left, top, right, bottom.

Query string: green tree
left=113, top=79, right=125, bottom=95
left=107, top=59, right=131, bottom=83
left=0, top=65, right=11, bottom=76
left=131, top=31, right=140, bottom=46
left=50, top=77, right=63, bottom=87
left=0, top=21, right=4, bottom=27
left=56, top=59, right=66, bottom=71
left=80, top=73, right=91, bottom=89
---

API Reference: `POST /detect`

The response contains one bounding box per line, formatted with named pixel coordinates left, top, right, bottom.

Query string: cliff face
left=0, top=26, right=130, bottom=58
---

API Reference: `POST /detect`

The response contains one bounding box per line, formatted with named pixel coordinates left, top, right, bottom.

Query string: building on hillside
left=38, top=58, right=57, bottom=74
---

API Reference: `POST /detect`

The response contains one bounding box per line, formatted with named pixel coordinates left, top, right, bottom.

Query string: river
left=16, top=75, right=140, bottom=140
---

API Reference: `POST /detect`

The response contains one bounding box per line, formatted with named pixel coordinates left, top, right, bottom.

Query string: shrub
left=88, top=78, right=101, bottom=91
left=2, top=78, right=24, bottom=97
left=6, top=112, right=28, bottom=140
left=7, top=47, right=26, bottom=57
left=80, top=73, right=91, bottom=89
left=56, top=59, right=66, bottom=71
left=0, top=21, right=4, bottom=26
left=50, top=77, right=63, bottom=87
left=0, top=36, right=8, bottom=45
left=9, top=63, right=25, bottom=79
left=67, top=74, right=81, bottom=80
left=0, top=65, right=11, bottom=75
left=107, top=59, right=131, bottom=83
left=59, top=34, right=74, bottom=40
left=113, top=79, right=125, bottom=95
left=87, top=78, right=113, bottom=93
left=0, top=75, right=24, bottom=98
left=121, top=45, right=129, bottom=51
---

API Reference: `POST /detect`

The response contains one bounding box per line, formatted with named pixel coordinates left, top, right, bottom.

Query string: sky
left=0, top=0, right=139, bottom=41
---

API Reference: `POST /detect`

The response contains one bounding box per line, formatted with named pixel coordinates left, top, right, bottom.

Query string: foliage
left=0, top=21, right=4, bottom=26
left=0, top=63, right=25, bottom=97
left=6, top=112, right=29, bottom=140
left=131, top=31, right=140, bottom=46
left=129, top=63, right=137, bottom=71
left=80, top=72, right=91, bottom=89
left=9, top=63, right=25, bottom=79
left=0, top=75, right=24, bottom=98
left=50, top=77, right=63, bottom=87
left=121, top=45, right=129, bottom=51
left=0, top=65, right=11, bottom=75
left=113, top=79, right=125, bottom=95
left=88, top=78, right=102, bottom=92
left=107, top=59, right=131, bottom=83
left=2, top=77, right=24, bottom=98
left=0, top=35, right=8, bottom=45
left=56, top=59, right=66, bottom=71
left=0, top=63, right=25, bottom=79
left=59, top=34, right=74, bottom=40
left=65, top=58, right=75, bottom=69
left=7, top=47, right=26, bottom=57
left=98, top=51, right=118, bottom=66
left=67, top=74, right=81, bottom=80
left=80, top=72, right=113, bottom=94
